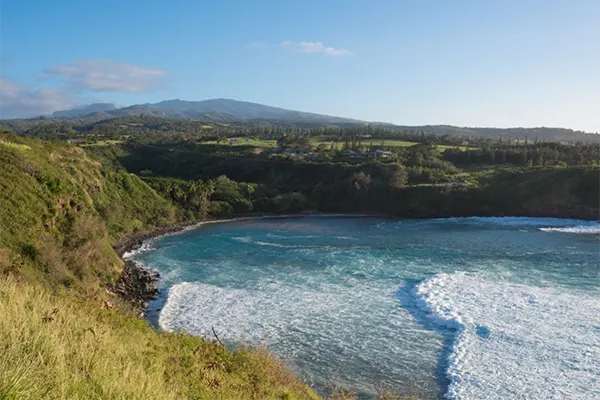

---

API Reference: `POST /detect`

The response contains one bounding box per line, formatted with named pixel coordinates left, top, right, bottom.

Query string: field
left=311, top=137, right=471, bottom=151
left=196, top=136, right=472, bottom=152
left=202, top=138, right=277, bottom=147
left=80, top=139, right=125, bottom=147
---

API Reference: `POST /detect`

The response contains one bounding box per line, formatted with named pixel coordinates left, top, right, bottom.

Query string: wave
left=433, top=216, right=594, bottom=227
left=539, top=225, right=600, bottom=234
left=122, top=241, right=155, bottom=259
left=158, top=278, right=442, bottom=395
left=232, top=236, right=320, bottom=248
left=375, top=216, right=597, bottom=230
left=415, top=272, right=600, bottom=399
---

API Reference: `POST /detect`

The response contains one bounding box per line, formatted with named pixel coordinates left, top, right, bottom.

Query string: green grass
left=310, top=138, right=470, bottom=151
left=0, top=275, right=318, bottom=400
left=436, top=144, right=470, bottom=151
left=0, top=131, right=323, bottom=400
left=0, top=131, right=181, bottom=293
left=201, top=138, right=277, bottom=147
left=80, top=140, right=124, bottom=147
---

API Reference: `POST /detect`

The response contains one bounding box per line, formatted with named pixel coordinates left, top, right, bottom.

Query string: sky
left=0, top=0, right=599, bottom=132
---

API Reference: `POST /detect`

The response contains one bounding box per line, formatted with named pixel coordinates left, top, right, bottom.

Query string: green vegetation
left=0, top=131, right=179, bottom=293
left=311, top=138, right=470, bottom=152
left=0, top=275, right=317, bottom=400
left=0, top=131, right=318, bottom=400
left=1, top=118, right=598, bottom=399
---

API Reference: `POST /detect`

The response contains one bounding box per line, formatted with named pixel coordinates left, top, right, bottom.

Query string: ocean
left=128, top=216, right=600, bottom=399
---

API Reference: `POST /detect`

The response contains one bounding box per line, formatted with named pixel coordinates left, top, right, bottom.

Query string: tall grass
left=0, top=275, right=318, bottom=400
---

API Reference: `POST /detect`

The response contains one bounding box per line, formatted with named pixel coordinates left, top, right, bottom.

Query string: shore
left=111, top=212, right=389, bottom=315
left=112, top=217, right=218, bottom=315
left=111, top=212, right=599, bottom=316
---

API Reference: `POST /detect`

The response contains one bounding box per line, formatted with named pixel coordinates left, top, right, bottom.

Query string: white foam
left=233, top=236, right=319, bottom=248
left=540, top=225, right=600, bottom=234
left=435, top=217, right=594, bottom=227
left=374, top=217, right=596, bottom=230
left=158, top=278, right=443, bottom=394
left=122, top=241, right=155, bottom=259
left=416, top=272, right=600, bottom=399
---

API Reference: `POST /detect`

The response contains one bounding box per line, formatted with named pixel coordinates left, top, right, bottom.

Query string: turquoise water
left=129, top=216, right=600, bottom=399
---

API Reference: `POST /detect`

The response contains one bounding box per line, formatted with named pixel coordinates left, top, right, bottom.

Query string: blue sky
left=1, top=0, right=599, bottom=131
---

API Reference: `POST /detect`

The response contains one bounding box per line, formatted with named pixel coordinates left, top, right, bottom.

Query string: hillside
left=0, top=131, right=318, bottom=400
left=0, top=131, right=181, bottom=290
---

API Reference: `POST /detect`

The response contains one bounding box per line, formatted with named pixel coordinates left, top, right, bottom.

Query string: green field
left=311, top=137, right=470, bottom=151
left=80, top=139, right=125, bottom=147
left=198, top=136, right=472, bottom=151
left=202, top=137, right=277, bottom=147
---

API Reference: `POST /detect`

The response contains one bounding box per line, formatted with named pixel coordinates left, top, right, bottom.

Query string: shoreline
left=112, top=212, right=599, bottom=316
left=113, top=212, right=389, bottom=258
left=111, top=212, right=387, bottom=315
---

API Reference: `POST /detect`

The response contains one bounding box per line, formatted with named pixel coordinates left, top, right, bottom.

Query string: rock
left=112, top=260, right=160, bottom=315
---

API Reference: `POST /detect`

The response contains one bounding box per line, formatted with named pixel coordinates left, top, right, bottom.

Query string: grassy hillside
left=0, top=275, right=317, bottom=400
left=0, top=131, right=180, bottom=293
left=0, top=131, right=318, bottom=400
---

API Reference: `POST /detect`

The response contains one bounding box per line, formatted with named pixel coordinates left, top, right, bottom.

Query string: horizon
left=10, top=97, right=597, bottom=133
left=1, top=0, right=599, bottom=131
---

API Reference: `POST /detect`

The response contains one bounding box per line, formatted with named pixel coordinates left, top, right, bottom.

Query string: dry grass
left=0, top=140, right=31, bottom=151
left=0, top=275, right=318, bottom=400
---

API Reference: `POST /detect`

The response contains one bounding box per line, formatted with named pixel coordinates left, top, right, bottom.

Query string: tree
left=353, top=171, right=372, bottom=192
left=389, top=163, right=408, bottom=190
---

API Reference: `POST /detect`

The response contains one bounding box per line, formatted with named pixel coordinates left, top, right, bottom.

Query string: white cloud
left=280, top=41, right=354, bottom=56
left=0, top=76, right=74, bottom=118
left=43, top=59, right=166, bottom=92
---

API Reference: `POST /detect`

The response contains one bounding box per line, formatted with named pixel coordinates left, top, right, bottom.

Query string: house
left=366, top=149, right=392, bottom=158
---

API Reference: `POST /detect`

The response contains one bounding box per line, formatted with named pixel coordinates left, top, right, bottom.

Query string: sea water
left=129, top=216, right=600, bottom=399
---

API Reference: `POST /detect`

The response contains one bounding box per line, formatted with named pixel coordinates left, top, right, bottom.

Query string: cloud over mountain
left=42, top=59, right=166, bottom=92
left=0, top=76, right=74, bottom=118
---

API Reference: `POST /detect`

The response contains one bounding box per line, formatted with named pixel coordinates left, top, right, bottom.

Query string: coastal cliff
left=0, top=132, right=318, bottom=400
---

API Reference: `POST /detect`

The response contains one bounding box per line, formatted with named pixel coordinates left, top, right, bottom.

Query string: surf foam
left=416, top=272, right=600, bottom=399
left=539, top=225, right=600, bottom=234
left=158, top=278, right=443, bottom=395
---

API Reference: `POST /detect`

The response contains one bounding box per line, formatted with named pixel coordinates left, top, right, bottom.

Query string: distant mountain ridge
left=1, top=98, right=598, bottom=142
left=52, top=103, right=119, bottom=118
left=51, top=98, right=365, bottom=125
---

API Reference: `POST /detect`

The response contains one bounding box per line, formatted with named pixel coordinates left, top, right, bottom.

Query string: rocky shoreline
left=111, top=214, right=281, bottom=315
left=112, top=219, right=207, bottom=316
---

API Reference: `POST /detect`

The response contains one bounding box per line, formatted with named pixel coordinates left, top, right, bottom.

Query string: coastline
left=111, top=212, right=599, bottom=316
left=111, top=212, right=389, bottom=316
left=112, top=216, right=230, bottom=315
left=113, top=212, right=389, bottom=258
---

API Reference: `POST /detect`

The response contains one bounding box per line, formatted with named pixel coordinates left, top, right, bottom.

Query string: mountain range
left=0, top=98, right=597, bottom=142
left=51, top=99, right=367, bottom=126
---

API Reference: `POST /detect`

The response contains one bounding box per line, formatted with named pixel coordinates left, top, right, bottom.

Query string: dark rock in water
left=476, top=325, right=491, bottom=339
left=108, top=260, right=160, bottom=316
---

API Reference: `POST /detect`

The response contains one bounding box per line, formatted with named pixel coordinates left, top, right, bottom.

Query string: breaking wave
left=416, top=272, right=600, bottom=399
